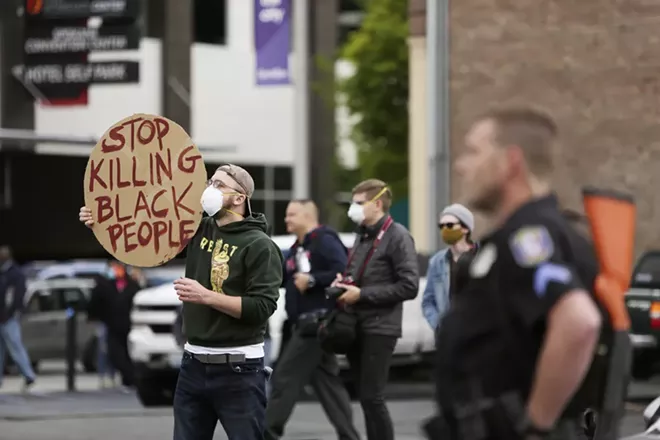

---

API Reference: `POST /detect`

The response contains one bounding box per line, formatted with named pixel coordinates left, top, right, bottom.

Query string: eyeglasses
left=438, top=222, right=460, bottom=229
left=206, top=179, right=243, bottom=194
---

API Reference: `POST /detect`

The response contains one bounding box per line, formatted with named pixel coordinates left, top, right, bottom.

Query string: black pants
left=265, top=330, right=359, bottom=440
left=346, top=333, right=398, bottom=440
left=107, top=331, right=134, bottom=387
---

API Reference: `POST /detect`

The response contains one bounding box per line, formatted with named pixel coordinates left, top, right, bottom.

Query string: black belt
left=187, top=352, right=246, bottom=364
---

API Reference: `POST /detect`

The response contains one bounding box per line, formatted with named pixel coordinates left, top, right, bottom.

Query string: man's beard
left=469, top=185, right=504, bottom=214
left=213, top=201, right=232, bottom=219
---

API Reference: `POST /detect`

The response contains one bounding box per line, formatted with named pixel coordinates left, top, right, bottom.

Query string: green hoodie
left=182, top=214, right=283, bottom=348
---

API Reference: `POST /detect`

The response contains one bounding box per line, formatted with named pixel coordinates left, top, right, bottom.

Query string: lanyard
left=345, top=216, right=394, bottom=283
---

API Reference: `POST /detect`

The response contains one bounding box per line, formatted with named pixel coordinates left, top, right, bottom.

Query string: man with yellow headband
left=332, top=178, right=419, bottom=440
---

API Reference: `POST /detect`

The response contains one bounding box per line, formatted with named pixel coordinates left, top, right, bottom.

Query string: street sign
left=24, top=23, right=140, bottom=54
left=25, top=0, right=140, bottom=20
left=17, top=61, right=139, bottom=86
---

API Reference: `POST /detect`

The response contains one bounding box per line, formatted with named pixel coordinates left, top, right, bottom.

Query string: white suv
left=129, top=234, right=434, bottom=406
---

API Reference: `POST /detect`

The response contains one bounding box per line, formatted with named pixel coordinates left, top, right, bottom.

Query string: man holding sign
left=80, top=114, right=282, bottom=440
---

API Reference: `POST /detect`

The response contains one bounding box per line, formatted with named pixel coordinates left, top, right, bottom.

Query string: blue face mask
left=107, top=267, right=116, bottom=280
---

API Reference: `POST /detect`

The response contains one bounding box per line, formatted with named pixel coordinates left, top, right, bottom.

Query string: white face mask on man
left=347, top=203, right=366, bottom=225
left=201, top=186, right=225, bottom=217
left=347, top=186, right=390, bottom=225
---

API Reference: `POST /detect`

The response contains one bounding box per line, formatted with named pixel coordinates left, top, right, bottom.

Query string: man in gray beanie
left=421, top=203, right=477, bottom=331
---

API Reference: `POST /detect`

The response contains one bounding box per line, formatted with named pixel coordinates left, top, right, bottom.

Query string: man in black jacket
left=265, top=200, right=359, bottom=440
left=0, top=245, right=37, bottom=392
left=333, top=179, right=420, bottom=440
left=87, top=261, right=141, bottom=388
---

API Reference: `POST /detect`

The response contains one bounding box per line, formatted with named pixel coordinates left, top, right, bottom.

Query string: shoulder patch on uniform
left=470, top=243, right=497, bottom=278
left=509, top=226, right=554, bottom=267
left=533, top=262, right=572, bottom=298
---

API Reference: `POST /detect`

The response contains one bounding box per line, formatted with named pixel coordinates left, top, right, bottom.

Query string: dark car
left=625, top=250, right=660, bottom=380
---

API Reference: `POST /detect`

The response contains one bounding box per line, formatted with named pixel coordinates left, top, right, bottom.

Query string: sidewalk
left=0, top=372, right=99, bottom=395
left=0, top=389, right=166, bottom=421
left=0, top=370, right=159, bottom=421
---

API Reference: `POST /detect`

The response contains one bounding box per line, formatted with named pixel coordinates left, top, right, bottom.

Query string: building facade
left=408, top=0, right=660, bottom=254
left=0, top=0, right=363, bottom=259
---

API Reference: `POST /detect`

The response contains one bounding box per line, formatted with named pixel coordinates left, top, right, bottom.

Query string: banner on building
left=254, top=0, right=291, bottom=86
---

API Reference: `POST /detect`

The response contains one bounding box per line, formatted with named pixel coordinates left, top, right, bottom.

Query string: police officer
left=428, top=107, right=602, bottom=440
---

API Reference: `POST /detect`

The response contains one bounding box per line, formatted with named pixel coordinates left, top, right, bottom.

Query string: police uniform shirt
left=435, top=195, right=592, bottom=403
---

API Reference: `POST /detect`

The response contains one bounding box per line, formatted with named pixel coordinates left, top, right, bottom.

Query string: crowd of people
left=0, top=105, right=617, bottom=439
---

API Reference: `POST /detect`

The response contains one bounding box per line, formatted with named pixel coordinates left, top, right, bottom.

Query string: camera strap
left=345, top=215, right=394, bottom=283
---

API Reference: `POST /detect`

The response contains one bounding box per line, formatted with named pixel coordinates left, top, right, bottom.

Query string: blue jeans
left=0, top=317, right=36, bottom=385
left=173, top=352, right=268, bottom=440
left=96, top=324, right=115, bottom=378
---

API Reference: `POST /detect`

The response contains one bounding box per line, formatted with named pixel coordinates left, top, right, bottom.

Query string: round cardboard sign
left=83, top=114, right=206, bottom=267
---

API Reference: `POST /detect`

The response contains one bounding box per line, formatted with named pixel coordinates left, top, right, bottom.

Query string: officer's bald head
left=285, top=199, right=319, bottom=235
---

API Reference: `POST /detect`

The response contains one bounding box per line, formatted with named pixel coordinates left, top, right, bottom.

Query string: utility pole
left=292, top=0, right=309, bottom=201
left=426, top=0, right=451, bottom=253
left=162, top=0, right=192, bottom=134
left=308, top=0, right=338, bottom=224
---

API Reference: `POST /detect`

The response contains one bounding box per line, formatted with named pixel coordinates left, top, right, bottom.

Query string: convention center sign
left=83, top=114, right=207, bottom=267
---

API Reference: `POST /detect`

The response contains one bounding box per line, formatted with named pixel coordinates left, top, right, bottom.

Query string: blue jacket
left=0, top=262, right=27, bottom=323
left=421, top=248, right=451, bottom=330
left=282, top=225, right=348, bottom=320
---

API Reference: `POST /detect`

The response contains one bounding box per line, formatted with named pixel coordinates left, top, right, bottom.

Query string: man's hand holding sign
left=82, top=113, right=207, bottom=267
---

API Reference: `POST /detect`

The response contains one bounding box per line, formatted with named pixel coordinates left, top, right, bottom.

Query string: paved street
left=0, top=362, right=657, bottom=439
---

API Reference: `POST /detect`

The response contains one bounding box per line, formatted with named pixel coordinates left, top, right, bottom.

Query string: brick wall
left=413, top=0, right=660, bottom=252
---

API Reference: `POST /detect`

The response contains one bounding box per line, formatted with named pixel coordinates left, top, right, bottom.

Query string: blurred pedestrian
left=421, top=204, right=477, bottom=333
left=127, top=266, right=148, bottom=289
left=426, top=107, right=601, bottom=439
left=265, top=200, right=359, bottom=440
left=0, top=245, right=37, bottom=393
left=87, top=261, right=140, bottom=389
left=330, top=179, right=419, bottom=440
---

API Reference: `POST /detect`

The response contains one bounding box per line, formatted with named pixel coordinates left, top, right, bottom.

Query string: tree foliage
left=339, top=0, right=409, bottom=201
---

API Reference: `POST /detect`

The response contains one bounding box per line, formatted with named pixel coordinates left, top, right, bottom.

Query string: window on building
left=340, top=0, right=362, bottom=12
left=194, top=0, right=227, bottom=45
left=273, top=166, right=293, bottom=191
left=339, top=0, right=364, bottom=46
left=146, top=0, right=227, bottom=44
left=274, top=200, right=290, bottom=236
left=237, top=165, right=266, bottom=191
left=250, top=199, right=266, bottom=217
left=339, top=25, right=360, bottom=46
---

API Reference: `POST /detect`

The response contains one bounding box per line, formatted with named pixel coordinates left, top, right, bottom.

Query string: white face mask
left=347, top=203, right=366, bottom=225
left=201, top=186, right=225, bottom=217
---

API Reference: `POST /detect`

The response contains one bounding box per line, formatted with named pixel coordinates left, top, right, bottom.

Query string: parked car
left=23, top=260, right=183, bottom=372
left=4, top=278, right=96, bottom=374
left=626, top=250, right=660, bottom=380
left=129, top=232, right=435, bottom=407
